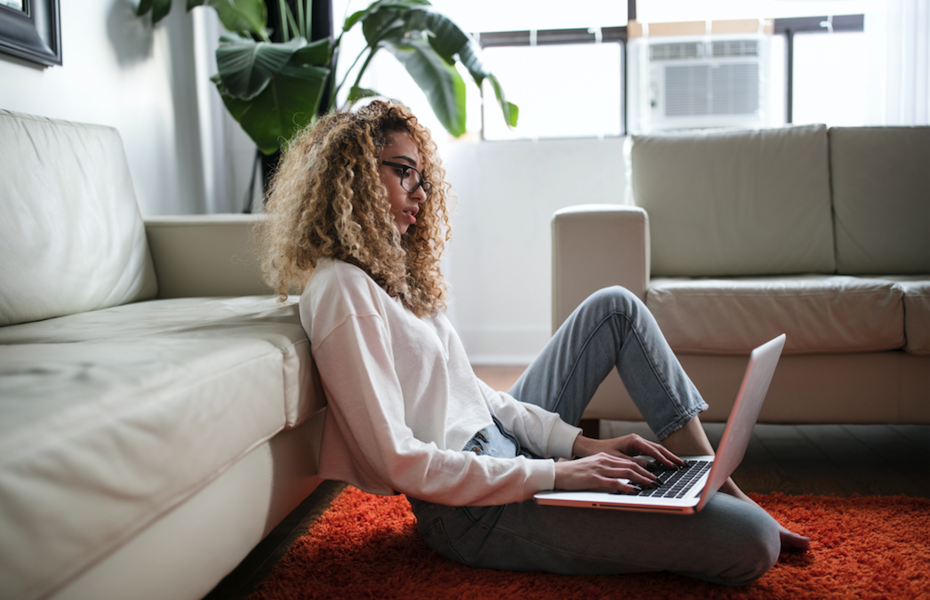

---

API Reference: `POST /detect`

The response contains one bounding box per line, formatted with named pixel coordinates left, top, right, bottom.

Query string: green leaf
left=136, top=0, right=154, bottom=17
left=210, top=73, right=249, bottom=122
left=360, top=8, right=404, bottom=46
left=456, top=41, right=517, bottom=126
left=343, top=9, right=369, bottom=33
left=344, top=0, right=431, bottom=33
left=487, top=74, right=519, bottom=127
left=216, top=35, right=309, bottom=100
left=152, top=0, right=173, bottom=24
left=186, top=0, right=206, bottom=10
left=411, top=10, right=468, bottom=62
left=214, top=58, right=330, bottom=154
left=137, top=0, right=173, bottom=24
left=384, top=36, right=466, bottom=137
left=347, top=85, right=381, bottom=106
left=290, top=38, right=331, bottom=66
left=203, top=0, right=267, bottom=36
left=353, top=5, right=518, bottom=132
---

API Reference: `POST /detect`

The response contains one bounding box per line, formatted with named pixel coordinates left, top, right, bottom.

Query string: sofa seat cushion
left=0, top=296, right=321, bottom=428
left=0, top=296, right=320, bottom=600
left=646, top=275, right=905, bottom=355
left=871, top=276, right=930, bottom=355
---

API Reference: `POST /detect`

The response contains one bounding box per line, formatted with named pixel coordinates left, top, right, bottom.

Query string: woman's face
left=378, top=131, right=427, bottom=235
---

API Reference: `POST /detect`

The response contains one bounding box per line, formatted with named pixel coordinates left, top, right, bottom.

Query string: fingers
left=649, top=443, right=686, bottom=467
left=624, top=435, right=685, bottom=467
left=571, top=452, right=659, bottom=492
left=555, top=453, right=653, bottom=492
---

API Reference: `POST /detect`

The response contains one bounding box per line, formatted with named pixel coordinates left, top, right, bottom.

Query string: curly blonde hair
left=260, top=100, right=452, bottom=317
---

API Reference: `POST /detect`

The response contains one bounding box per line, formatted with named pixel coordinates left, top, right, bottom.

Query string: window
left=433, top=0, right=628, bottom=140
left=467, top=0, right=870, bottom=138
left=480, top=32, right=624, bottom=140
left=338, top=0, right=878, bottom=139
left=781, top=19, right=868, bottom=126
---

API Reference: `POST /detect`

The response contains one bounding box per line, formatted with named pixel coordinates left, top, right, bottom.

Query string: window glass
left=637, top=0, right=870, bottom=22
left=431, top=0, right=627, bottom=33
left=792, top=31, right=867, bottom=126
left=768, top=33, right=787, bottom=126
left=482, top=43, right=623, bottom=140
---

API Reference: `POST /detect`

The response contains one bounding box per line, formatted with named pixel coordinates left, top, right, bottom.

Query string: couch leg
left=579, top=418, right=600, bottom=440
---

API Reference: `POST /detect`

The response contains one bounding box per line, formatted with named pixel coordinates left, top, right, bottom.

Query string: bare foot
left=720, top=478, right=810, bottom=551
left=777, top=523, right=811, bottom=550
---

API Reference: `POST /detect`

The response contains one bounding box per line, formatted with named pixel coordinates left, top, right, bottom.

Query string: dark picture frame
left=0, top=0, right=61, bottom=66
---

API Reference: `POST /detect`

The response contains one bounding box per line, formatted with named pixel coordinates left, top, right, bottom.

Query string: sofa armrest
left=552, top=204, right=650, bottom=332
left=144, top=215, right=273, bottom=299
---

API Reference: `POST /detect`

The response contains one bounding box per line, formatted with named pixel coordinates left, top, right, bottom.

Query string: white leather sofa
left=553, top=124, right=929, bottom=426
left=0, top=110, right=325, bottom=600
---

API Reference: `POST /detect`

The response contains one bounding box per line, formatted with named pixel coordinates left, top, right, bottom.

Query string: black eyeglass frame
left=380, top=160, right=432, bottom=198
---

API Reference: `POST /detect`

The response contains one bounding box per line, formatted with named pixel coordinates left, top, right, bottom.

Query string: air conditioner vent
left=628, top=34, right=770, bottom=133
left=712, top=40, right=758, bottom=58
left=650, top=42, right=702, bottom=61
left=710, top=63, right=759, bottom=114
left=666, top=63, right=759, bottom=116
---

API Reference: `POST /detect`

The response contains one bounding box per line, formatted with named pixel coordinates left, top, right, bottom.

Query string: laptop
left=534, top=333, right=786, bottom=514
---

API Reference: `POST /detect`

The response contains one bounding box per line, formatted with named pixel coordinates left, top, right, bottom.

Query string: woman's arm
left=314, top=314, right=557, bottom=505
left=478, top=378, right=682, bottom=492
left=478, top=380, right=581, bottom=459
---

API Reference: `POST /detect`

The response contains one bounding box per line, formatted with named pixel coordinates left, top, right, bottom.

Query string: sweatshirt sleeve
left=477, top=378, right=582, bottom=460
left=313, top=313, right=558, bottom=505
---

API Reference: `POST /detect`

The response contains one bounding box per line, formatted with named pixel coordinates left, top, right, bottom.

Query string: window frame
left=474, top=3, right=865, bottom=138
left=773, top=15, right=865, bottom=124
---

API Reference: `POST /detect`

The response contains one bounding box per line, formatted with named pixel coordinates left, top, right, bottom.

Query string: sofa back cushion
left=829, top=126, right=930, bottom=274
left=0, top=111, right=157, bottom=326
left=631, top=124, right=835, bottom=277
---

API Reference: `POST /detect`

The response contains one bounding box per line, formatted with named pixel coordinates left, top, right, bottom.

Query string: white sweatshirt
left=299, top=258, right=581, bottom=506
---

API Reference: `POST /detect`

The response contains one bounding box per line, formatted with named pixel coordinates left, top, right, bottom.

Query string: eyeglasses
left=380, top=160, right=432, bottom=199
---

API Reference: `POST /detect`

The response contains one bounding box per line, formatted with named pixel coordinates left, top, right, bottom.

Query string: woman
left=262, top=100, right=807, bottom=586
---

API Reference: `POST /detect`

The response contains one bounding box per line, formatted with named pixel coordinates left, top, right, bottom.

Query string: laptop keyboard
left=634, top=460, right=713, bottom=499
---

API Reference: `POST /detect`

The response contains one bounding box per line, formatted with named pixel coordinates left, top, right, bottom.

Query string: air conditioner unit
left=628, top=35, right=772, bottom=133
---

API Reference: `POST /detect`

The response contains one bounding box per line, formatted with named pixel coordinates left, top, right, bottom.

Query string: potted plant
left=136, top=0, right=518, bottom=156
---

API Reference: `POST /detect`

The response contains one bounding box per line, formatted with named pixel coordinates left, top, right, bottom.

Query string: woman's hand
left=553, top=452, right=659, bottom=493
left=553, top=433, right=687, bottom=493
left=572, top=433, right=685, bottom=469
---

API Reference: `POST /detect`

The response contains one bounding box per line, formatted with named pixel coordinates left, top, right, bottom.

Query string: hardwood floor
left=603, top=421, right=930, bottom=498
left=205, top=364, right=929, bottom=599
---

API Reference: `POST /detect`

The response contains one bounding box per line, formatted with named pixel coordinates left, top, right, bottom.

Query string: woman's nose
left=410, top=184, right=426, bottom=203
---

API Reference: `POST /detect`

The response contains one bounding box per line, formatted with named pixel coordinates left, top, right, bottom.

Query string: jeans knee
left=584, top=285, right=642, bottom=316
left=722, top=513, right=781, bottom=586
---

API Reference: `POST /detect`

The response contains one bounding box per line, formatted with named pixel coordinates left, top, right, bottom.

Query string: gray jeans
left=408, top=287, right=780, bottom=586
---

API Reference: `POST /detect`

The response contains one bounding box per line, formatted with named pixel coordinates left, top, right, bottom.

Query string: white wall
left=442, top=136, right=629, bottom=364
left=0, top=0, right=207, bottom=216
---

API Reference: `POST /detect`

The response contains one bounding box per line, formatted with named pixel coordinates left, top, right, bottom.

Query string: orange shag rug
left=248, top=487, right=930, bottom=600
